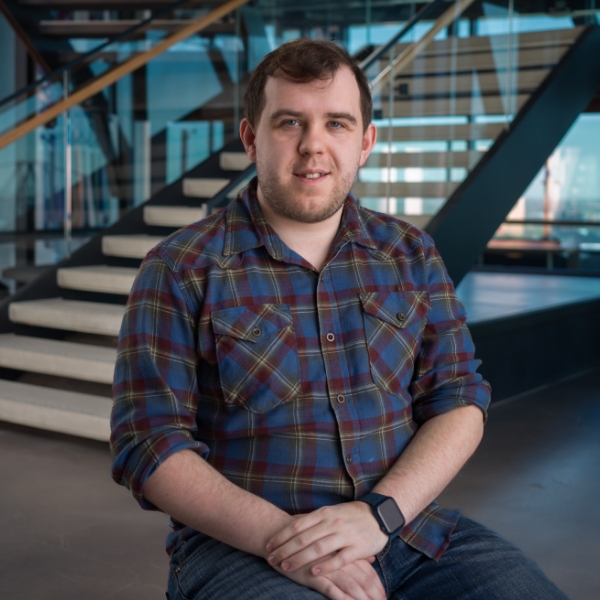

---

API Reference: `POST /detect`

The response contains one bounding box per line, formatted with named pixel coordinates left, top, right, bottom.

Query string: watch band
left=359, top=492, right=405, bottom=537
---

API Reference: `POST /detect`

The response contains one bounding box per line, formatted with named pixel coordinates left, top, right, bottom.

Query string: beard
left=256, top=158, right=358, bottom=224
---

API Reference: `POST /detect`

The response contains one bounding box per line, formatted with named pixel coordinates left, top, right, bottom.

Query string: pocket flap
left=211, top=304, right=293, bottom=342
left=359, top=291, right=430, bottom=328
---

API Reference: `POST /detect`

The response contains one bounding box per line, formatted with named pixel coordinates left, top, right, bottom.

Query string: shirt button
left=326, top=333, right=335, bottom=342
left=336, top=394, right=346, bottom=404
left=252, top=328, right=261, bottom=337
left=397, top=313, right=406, bottom=322
left=346, top=454, right=353, bottom=465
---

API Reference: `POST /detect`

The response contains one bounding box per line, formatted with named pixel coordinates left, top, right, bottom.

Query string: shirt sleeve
left=110, top=251, right=209, bottom=510
left=409, top=238, right=491, bottom=424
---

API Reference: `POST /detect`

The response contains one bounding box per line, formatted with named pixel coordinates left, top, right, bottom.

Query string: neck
left=256, top=191, right=344, bottom=272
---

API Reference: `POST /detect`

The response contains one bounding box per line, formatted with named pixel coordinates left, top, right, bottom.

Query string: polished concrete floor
left=456, top=272, right=600, bottom=323
left=1, top=368, right=599, bottom=600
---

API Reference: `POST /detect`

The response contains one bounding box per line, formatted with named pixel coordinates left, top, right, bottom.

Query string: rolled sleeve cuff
left=412, top=376, right=491, bottom=426
left=111, top=430, right=210, bottom=511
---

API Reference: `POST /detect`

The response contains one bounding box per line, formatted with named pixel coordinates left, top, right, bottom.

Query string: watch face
left=377, top=498, right=405, bottom=533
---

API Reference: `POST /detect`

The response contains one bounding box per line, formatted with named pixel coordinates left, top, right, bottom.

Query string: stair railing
left=0, top=0, right=203, bottom=114
left=0, top=0, right=251, bottom=151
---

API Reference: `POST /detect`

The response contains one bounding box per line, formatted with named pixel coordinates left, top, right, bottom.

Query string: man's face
left=240, top=67, right=376, bottom=224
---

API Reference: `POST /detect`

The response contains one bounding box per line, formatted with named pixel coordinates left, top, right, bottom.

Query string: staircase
left=0, top=0, right=600, bottom=440
left=355, top=27, right=582, bottom=227
left=0, top=145, right=251, bottom=440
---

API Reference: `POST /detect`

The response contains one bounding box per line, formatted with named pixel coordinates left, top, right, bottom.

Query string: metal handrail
left=370, top=0, right=478, bottom=89
left=0, top=0, right=197, bottom=112
left=0, top=0, right=250, bottom=150
left=359, top=0, right=447, bottom=72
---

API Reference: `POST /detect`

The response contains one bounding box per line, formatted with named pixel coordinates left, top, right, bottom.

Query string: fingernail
left=268, top=554, right=276, bottom=564
left=266, top=543, right=273, bottom=552
left=282, top=561, right=290, bottom=571
left=313, top=567, right=321, bottom=575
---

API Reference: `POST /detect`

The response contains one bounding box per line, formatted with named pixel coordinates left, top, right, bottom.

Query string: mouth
left=294, top=171, right=329, bottom=180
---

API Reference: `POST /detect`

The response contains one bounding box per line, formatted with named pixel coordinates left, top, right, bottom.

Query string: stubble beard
left=256, top=159, right=359, bottom=224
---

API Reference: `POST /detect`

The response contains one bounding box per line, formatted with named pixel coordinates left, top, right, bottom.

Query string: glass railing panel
left=358, top=0, right=587, bottom=234
left=0, top=0, right=465, bottom=246
left=489, top=113, right=600, bottom=272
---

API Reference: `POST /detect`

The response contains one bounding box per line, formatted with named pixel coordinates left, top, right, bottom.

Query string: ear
left=240, top=118, right=257, bottom=162
left=358, top=123, right=377, bottom=167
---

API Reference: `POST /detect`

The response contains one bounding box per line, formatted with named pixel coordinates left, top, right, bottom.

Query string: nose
left=298, top=123, right=325, bottom=156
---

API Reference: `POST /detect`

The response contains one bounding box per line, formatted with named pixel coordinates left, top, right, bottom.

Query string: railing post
left=63, top=70, right=72, bottom=257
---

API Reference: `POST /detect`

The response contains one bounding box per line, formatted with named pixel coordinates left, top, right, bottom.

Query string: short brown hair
left=244, top=39, right=372, bottom=131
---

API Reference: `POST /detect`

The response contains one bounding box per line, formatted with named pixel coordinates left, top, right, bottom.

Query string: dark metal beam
left=426, top=25, right=600, bottom=286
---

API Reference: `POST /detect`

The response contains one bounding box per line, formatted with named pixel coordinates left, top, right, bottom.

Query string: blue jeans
left=167, top=517, right=569, bottom=599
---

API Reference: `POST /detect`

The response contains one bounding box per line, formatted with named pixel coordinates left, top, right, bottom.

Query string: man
left=111, top=39, right=568, bottom=600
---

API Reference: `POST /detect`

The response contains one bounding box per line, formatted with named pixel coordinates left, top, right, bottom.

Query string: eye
left=329, top=121, right=342, bottom=128
left=283, top=119, right=299, bottom=127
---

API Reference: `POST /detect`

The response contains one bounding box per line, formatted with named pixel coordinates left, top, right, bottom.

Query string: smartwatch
left=359, top=492, right=405, bottom=537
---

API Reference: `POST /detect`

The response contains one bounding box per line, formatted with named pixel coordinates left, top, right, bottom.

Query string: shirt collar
left=223, top=177, right=377, bottom=259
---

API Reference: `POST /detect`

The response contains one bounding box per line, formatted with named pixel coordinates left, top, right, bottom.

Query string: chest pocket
left=211, top=304, right=300, bottom=413
left=360, top=291, right=430, bottom=395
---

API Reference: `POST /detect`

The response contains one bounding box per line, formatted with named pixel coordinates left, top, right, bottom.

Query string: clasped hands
left=265, top=501, right=389, bottom=600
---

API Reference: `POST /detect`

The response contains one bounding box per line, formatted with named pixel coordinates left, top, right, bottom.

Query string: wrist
left=358, top=493, right=406, bottom=538
left=260, top=512, right=295, bottom=559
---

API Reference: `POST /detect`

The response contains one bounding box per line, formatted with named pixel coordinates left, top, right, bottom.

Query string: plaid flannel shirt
left=110, top=178, right=491, bottom=560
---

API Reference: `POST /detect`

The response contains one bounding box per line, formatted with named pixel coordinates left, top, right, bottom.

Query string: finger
left=269, top=523, right=342, bottom=568
left=311, top=547, right=358, bottom=576
left=349, top=560, right=386, bottom=600
left=277, top=533, right=345, bottom=572
left=313, top=575, right=356, bottom=600
left=324, top=569, right=373, bottom=600
left=266, top=512, right=323, bottom=553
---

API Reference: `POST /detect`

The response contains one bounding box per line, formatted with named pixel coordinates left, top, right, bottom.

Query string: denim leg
left=376, top=516, right=570, bottom=600
left=167, top=532, right=329, bottom=600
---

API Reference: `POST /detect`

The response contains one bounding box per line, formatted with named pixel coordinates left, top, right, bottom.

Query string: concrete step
left=0, top=378, right=111, bottom=441
left=0, top=334, right=116, bottom=384
left=57, top=265, right=138, bottom=295
left=363, top=150, right=485, bottom=169
left=9, top=298, right=125, bottom=337
left=381, top=93, right=528, bottom=117
left=102, top=234, right=164, bottom=259
left=183, top=178, right=230, bottom=198
left=144, top=205, right=208, bottom=228
left=220, top=152, right=252, bottom=171
left=352, top=180, right=459, bottom=199
left=388, top=122, right=505, bottom=142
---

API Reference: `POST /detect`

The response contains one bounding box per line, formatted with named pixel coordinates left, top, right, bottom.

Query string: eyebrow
left=268, top=109, right=358, bottom=125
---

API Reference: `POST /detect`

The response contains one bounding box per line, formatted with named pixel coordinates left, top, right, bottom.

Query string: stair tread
left=388, top=123, right=505, bottom=141
left=102, top=234, right=164, bottom=259
left=0, top=333, right=116, bottom=384
left=352, top=181, right=459, bottom=198
left=58, top=265, right=138, bottom=295
left=183, top=178, right=230, bottom=198
left=220, top=152, right=253, bottom=171
left=144, top=205, right=208, bottom=227
left=364, top=150, right=485, bottom=169
left=0, top=378, right=111, bottom=441
left=9, top=298, right=125, bottom=337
